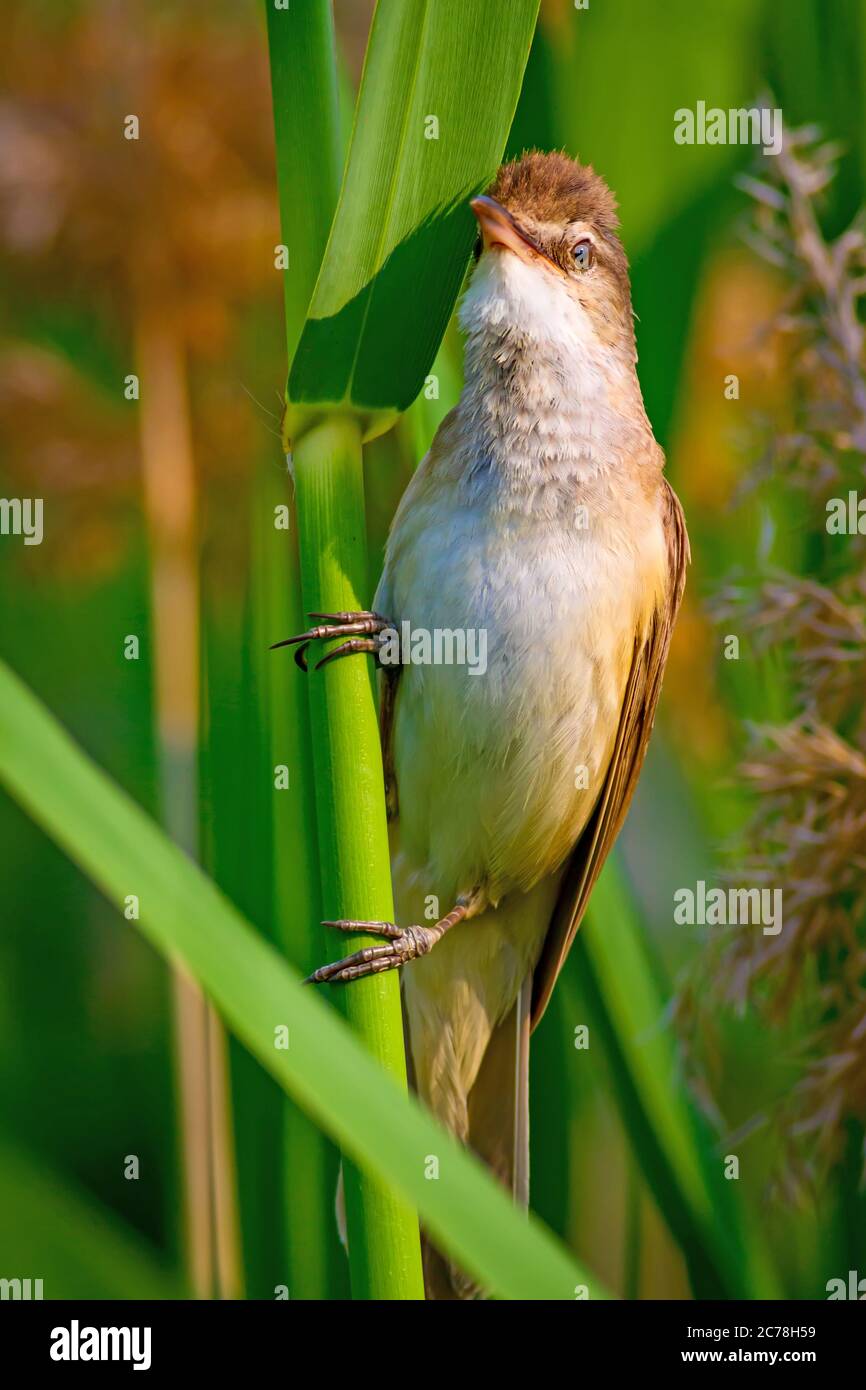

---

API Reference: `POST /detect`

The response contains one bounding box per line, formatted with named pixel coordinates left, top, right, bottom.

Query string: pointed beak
left=470, top=194, right=562, bottom=273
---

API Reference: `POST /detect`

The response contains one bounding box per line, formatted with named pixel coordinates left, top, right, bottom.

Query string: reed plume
left=684, top=123, right=866, bottom=1191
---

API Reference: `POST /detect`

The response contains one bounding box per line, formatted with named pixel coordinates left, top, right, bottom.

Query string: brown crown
left=488, top=150, right=620, bottom=233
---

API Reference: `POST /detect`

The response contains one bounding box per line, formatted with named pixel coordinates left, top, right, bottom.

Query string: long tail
left=409, top=974, right=532, bottom=1300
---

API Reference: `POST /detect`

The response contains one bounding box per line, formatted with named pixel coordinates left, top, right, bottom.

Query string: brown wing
left=530, top=479, right=689, bottom=1031
left=376, top=413, right=461, bottom=824
left=379, top=666, right=401, bottom=820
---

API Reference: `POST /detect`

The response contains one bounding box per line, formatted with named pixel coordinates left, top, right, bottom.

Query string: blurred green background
left=0, top=0, right=864, bottom=1299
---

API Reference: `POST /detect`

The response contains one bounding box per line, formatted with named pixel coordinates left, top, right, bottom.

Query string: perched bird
left=278, top=151, right=688, bottom=1298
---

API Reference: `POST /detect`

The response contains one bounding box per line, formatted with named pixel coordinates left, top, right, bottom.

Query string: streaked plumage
left=376, top=152, right=687, bottom=1297
left=298, top=151, right=688, bottom=1299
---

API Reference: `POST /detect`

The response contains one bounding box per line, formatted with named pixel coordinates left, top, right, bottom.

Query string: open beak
left=470, top=194, right=562, bottom=273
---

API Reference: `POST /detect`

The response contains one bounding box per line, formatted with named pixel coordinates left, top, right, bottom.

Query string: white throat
left=457, top=250, right=645, bottom=510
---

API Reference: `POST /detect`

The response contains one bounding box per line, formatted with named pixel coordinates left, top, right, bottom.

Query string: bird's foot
left=305, top=905, right=467, bottom=984
left=270, top=610, right=393, bottom=672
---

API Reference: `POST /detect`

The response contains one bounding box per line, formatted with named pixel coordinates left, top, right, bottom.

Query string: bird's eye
left=572, top=239, right=595, bottom=270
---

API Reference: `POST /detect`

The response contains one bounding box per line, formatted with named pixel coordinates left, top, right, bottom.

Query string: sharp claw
left=329, top=959, right=398, bottom=982
left=305, top=942, right=399, bottom=984
left=322, top=918, right=403, bottom=939
left=307, top=907, right=467, bottom=986
left=308, top=610, right=388, bottom=625
left=272, top=612, right=391, bottom=671
left=314, top=638, right=379, bottom=670
left=270, top=623, right=364, bottom=651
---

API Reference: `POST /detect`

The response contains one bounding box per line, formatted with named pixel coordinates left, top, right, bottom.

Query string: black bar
left=1, top=1297, right=859, bottom=1374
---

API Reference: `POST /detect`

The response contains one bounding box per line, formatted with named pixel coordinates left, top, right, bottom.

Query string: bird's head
left=463, top=151, right=635, bottom=366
